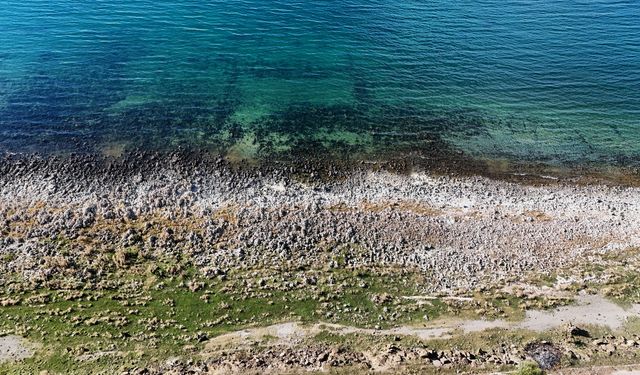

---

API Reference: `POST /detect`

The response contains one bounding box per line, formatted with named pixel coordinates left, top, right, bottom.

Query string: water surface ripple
left=0, top=0, right=638, bottom=165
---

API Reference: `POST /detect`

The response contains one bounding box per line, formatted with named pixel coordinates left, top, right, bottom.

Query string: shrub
left=517, top=361, right=544, bottom=375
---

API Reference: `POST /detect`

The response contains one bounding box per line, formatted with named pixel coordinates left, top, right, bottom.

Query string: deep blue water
left=1, top=1, right=639, bottom=165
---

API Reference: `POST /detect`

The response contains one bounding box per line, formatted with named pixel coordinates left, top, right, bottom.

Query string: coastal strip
left=0, top=152, right=639, bottom=373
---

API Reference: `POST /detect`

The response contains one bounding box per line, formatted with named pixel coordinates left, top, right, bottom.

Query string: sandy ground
left=0, top=336, right=33, bottom=362
left=521, top=294, right=640, bottom=331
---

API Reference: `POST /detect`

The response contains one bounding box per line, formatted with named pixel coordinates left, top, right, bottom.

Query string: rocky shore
left=1, top=152, right=639, bottom=292
left=1, top=151, right=640, bottom=374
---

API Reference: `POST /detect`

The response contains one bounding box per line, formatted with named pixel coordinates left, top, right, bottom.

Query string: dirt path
left=520, top=294, right=640, bottom=331
left=551, top=365, right=640, bottom=374
left=204, top=294, right=640, bottom=352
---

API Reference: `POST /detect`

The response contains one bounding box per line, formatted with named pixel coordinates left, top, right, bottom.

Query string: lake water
left=1, top=0, right=639, bottom=166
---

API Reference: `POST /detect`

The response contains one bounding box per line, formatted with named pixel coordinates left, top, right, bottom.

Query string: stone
left=567, top=324, right=590, bottom=338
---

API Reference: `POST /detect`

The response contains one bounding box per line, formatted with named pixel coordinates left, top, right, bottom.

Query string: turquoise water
left=1, top=1, right=639, bottom=165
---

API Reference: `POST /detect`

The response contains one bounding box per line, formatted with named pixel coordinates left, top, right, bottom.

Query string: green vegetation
left=1, top=247, right=640, bottom=374
left=516, top=361, right=544, bottom=375
left=0, top=265, right=447, bottom=373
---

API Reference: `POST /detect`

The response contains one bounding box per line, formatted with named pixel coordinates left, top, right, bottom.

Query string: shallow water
left=1, top=1, right=638, bottom=165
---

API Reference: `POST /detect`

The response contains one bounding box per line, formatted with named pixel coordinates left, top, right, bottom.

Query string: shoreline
left=1, top=151, right=640, bottom=373
left=2, top=151, right=640, bottom=288
left=2, top=148, right=640, bottom=186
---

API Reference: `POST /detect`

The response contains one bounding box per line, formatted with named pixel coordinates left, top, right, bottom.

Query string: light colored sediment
left=0, top=336, right=33, bottom=363
left=204, top=322, right=452, bottom=351
left=521, top=294, right=640, bottom=331
left=555, top=365, right=640, bottom=375
left=430, top=293, right=640, bottom=334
